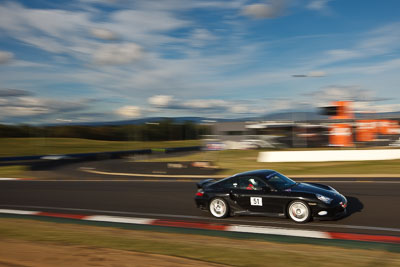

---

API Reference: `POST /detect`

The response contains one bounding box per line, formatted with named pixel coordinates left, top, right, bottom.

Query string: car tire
left=287, top=200, right=311, bottom=223
left=209, top=197, right=229, bottom=218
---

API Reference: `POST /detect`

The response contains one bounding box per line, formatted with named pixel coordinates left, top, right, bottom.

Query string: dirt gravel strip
left=0, top=209, right=399, bottom=244
left=0, top=239, right=228, bottom=267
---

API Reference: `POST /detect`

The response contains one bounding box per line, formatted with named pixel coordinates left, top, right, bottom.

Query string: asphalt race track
left=0, top=179, right=399, bottom=237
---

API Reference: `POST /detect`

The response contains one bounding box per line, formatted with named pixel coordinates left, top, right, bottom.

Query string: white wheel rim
left=210, top=199, right=226, bottom=218
left=289, top=202, right=309, bottom=222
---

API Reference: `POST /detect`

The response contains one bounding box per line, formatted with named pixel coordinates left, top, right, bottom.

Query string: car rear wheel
left=209, top=198, right=229, bottom=218
left=288, top=200, right=311, bottom=223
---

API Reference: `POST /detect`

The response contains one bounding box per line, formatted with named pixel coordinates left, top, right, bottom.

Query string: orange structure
left=356, top=120, right=377, bottom=142
left=323, top=101, right=399, bottom=147
left=355, top=119, right=399, bottom=143
left=329, top=101, right=353, bottom=120
left=329, top=123, right=353, bottom=147
left=378, top=120, right=399, bottom=135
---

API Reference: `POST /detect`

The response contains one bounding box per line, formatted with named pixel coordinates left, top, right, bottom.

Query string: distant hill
left=355, top=112, right=400, bottom=119
left=262, top=111, right=400, bottom=121
left=44, top=111, right=400, bottom=126
left=260, top=112, right=326, bottom=121
left=45, top=117, right=238, bottom=126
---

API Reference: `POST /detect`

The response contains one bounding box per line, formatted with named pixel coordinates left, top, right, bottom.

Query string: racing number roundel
left=250, top=197, right=262, bottom=206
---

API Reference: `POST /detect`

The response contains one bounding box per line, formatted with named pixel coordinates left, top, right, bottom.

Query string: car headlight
left=316, top=194, right=333, bottom=204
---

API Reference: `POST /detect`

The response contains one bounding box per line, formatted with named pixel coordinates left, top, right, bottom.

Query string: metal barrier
left=0, top=146, right=202, bottom=169
left=258, top=149, right=400, bottom=162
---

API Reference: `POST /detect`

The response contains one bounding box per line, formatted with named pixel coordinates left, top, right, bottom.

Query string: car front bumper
left=312, top=200, right=347, bottom=220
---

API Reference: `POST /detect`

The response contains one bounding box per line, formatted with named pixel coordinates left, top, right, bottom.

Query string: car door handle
left=229, top=191, right=239, bottom=198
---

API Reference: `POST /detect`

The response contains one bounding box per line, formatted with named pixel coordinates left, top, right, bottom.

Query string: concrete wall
left=258, top=149, right=400, bottom=162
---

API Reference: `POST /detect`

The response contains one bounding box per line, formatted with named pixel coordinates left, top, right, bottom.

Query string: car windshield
left=265, top=172, right=297, bottom=190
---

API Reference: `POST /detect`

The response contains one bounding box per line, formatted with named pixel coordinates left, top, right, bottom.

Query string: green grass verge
left=0, top=165, right=29, bottom=178
left=140, top=150, right=400, bottom=176
left=0, top=138, right=201, bottom=157
left=0, top=217, right=399, bottom=267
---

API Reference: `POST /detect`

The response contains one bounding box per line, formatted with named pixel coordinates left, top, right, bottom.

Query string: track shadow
left=341, top=196, right=364, bottom=219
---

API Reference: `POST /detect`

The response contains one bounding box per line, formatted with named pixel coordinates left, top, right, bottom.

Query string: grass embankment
left=140, top=150, right=400, bottom=176
left=0, top=218, right=398, bottom=267
left=0, top=138, right=200, bottom=177
left=0, top=166, right=29, bottom=178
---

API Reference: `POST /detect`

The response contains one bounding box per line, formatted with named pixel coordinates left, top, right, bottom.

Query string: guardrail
left=258, top=149, right=400, bottom=162
left=0, top=146, right=202, bottom=168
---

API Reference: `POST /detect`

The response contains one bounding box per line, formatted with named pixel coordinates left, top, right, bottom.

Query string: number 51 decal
left=250, top=197, right=262, bottom=206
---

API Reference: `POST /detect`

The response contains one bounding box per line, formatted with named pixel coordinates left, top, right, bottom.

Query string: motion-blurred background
left=1, top=2, right=400, bottom=265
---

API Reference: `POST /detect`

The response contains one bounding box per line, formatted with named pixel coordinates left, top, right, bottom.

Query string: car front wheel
left=209, top=197, right=229, bottom=218
left=287, top=200, right=311, bottom=223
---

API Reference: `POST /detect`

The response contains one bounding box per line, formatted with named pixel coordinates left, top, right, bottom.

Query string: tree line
left=0, top=119, right=211, bottom=141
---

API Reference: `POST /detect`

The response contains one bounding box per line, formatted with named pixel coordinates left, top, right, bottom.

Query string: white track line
left=0, top=209, right=39, bottom=215
left=228, top=225, right=330, bottom=239
left=86, top=215, right=155, bottom=225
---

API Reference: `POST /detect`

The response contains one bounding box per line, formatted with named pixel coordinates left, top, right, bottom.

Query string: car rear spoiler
left=196, top=178, right=216, bottom=189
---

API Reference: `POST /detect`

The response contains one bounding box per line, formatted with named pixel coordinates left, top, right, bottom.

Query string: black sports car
left=195, top=169, right=347, bottom=223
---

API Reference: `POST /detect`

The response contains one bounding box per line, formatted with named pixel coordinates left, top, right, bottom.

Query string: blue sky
left=0, top=0, right=400, bottom=124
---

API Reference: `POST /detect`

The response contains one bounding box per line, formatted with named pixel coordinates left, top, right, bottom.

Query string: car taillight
left=196, top=189, right=204, bottom=196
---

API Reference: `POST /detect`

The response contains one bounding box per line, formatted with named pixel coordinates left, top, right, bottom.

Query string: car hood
left=289, top=182, right=340, bottom=199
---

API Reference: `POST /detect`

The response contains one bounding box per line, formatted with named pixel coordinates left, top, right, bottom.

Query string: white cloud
left=370, top=104, right=400, bottom=113
left=0, top=3, right=90, bottom=38
left=90, top=28, right=118, bottom=40
left=307, top=85, right=385, bottom=107
left=115, top=105, right=141, bottom=118
left=307, top=70, right=326, bottom=77
left=0, top=51, right=13, bottom=64
left=146, top=95, right=260, bottom=115
left=325, top=49, right=361, bottom=62
left=93, top=43, right=143, bottom=65
left=0, top=106, right=49, bottom=117
left=0, top=3, right=97, bottom=57
left=352, top=101, right=400, bottom=113
left=147, top=95, right=254, bottom=114
left=307, top=0, right=332, bottom=11
left=359, top=22, right=400, bottom=54
left=113, top=0, right=245, bottom=11
left=230, top=105, right=248, bottom=113
left=17, top=97, right=44, bottom=107
left=242, top=1, right=287, bottom=19
left=182, top=99, right=228, bottom=109
left=148, top=95, right=174, bottom=107
left=108, top=9, right=190, bottom=34
left=189, top=28, right=218, bottom=47
left=0, top=93, right=95, bottom=121
left=313, top=22, right=400, bottom=67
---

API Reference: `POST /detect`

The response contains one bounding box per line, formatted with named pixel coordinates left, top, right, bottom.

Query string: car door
left=232, top=175, right=289, bottom=214
left=232, top=176, right=275, bottom=213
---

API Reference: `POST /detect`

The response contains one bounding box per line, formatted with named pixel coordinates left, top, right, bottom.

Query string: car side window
left=266, top=173, right=295, bottom=190
left=219, top=178, right=239, bottom=189
left=237, top=176, right=266, bottom=190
